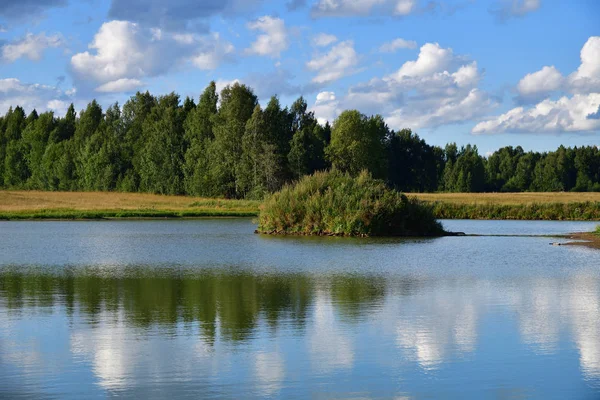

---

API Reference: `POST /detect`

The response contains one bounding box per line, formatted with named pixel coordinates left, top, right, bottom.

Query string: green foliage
left=210, top=83, right=258, bottom=198
left=388, top=129, right=442, bottom=192
left=430, top=201, right=600, bottom=220
left=326, top=110, right=388, bottom=179
left=288, top=97, right=327, bottom=179
left=2, top=83, right=600, bottom=199
left=257, top=170, right=445, bottom=237
left=138, top=93, right=186, bottom=195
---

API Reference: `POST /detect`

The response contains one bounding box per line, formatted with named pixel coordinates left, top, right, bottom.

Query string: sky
left=0, top=0, right=599, bottom=154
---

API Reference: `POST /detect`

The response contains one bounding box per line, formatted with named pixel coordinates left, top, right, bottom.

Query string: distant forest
left=1, top=81, right=599, bottom=198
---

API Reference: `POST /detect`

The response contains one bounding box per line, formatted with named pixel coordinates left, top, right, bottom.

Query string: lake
left=1, top=219, right=599, bottom=399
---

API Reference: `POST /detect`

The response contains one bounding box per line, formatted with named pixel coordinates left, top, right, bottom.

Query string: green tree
left=183, top=82, right=218, bottom=196
left=209, top=83, right=257, bottom=198
left=326, top=110, right=389, bottom=179
left=138, top=93, right=186, bottom=194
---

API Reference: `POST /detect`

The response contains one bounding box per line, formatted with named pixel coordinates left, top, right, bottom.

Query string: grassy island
left=256, top=170, right=445, bottom=237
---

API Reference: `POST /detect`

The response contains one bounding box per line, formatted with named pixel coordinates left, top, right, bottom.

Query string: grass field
left=0, top=190, right=599, bottom=220
left=0, top=191, right=260, bottom=220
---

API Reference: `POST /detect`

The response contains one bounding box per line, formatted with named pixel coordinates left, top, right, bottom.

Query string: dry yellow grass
left=408, top=192, right=600, bottom=205
left=0, top=190, right=259, bottom=213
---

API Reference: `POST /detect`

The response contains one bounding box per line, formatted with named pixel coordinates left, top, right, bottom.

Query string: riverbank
left=0, top=190, right=599, bottom=221
left=559, top=227, right=600, bottom=250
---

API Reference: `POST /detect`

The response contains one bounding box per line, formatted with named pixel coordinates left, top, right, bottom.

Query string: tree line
left=1, top=81, right=599, bottom=198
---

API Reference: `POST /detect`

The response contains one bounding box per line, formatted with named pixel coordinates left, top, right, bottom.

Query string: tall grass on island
left=257, top=170, right=445, bottom=237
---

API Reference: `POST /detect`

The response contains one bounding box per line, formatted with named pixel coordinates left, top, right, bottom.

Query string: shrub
left=257, top=170, right=445, bottom=237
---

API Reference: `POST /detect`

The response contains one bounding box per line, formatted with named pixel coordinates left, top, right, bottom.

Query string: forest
left=1, top=81, right=599, bottom=199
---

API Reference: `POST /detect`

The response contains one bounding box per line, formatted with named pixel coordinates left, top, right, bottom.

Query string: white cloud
left=310, top=91, right=340, bottom=125
left=395, top=0, right=416, bottom=15
left=71, top=20, right=235, bottom=93
left=308, top=42, right=495, bottom=129
left=312, top=33, right=337, bottom=47
left=513, top=36, right=600, bottom=100
left=516, top=65, right=564, bottom=101
left=215, top=79, right=242, bottom=96
left=490, top=0, right=541, bottom=21
left=568, top=36, right=600, bottom=94
left=472, top=93, right=600, bottom=134
left=245, top=16, right=288, bottom=58
left=387, top=88, right=493, bottom=130
left=311, top=0, right=420, bottom=17
left=379, top=38, right=417, bottom=53
left=476, top=36, right=600, bottom=134
left=1, top=32, right=64, bottom=63
left=306, top=40, right=358, bottom=84
left=0, top=25, right=7, bottom=33
left=394, top=42, right=454, bottom=78
left=96, top=78, right=144, bottom=93
left=191, top=33, right=235, bottom=70
left=0, top=78, right=77, bottom=115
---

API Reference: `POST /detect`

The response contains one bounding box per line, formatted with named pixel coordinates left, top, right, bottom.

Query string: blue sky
left=0, top=0, right=599, bottom=153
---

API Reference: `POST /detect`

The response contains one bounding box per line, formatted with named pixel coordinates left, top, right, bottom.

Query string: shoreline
left=556, top=232, right=600, bottom=250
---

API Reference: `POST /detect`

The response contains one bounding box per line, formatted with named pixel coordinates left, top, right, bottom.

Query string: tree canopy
left=1, top=82, right=599, bottom=198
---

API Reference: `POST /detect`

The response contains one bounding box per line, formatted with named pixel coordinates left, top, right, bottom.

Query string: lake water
left=1, top=219, right=599, bottom=399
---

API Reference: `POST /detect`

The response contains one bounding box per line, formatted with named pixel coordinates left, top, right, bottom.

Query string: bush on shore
left=257, top=170, right=445, bottom=237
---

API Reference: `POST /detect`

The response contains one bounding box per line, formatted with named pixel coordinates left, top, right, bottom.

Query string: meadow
left=1, top=190, right=599, bottom=221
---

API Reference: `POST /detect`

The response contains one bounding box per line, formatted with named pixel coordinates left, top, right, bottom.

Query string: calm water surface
left=1, top=219, right=599, bottom=399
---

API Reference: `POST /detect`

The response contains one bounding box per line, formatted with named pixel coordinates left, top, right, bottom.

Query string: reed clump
left=257, top=170, right=445, bottom=237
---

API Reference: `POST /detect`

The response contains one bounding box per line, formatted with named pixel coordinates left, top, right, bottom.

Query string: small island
left=256, top=170, right=446, bottom=237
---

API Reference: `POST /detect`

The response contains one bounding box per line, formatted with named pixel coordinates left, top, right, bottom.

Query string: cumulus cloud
left=0, top=0, right=67, bottom=20
left=568, top=36, right=600, bottom=94
left=490, top=0, right=541, bottom=21
left=306, top=40, right=359, bottom=84
left=379, top=38, right=417, bottom=53
left=516, top=66, right=564, bottom=103
left=0, top=78, right=77, bottom=115
left=476, top=36, right=600, bottom=134
left=311, top=42, right=495, bottom=129
left=245, top=16, right=289, bottom=58
left=310, top=91, right=341, bottom=125
left=71, top=21, right=235, bottom=93
left=312, top=33, right=338, bottom=47
left=189, top=33, right=235, bottom=70
left=108, top=0, right=263, bottom=31
left=588, top=106, right=600, bottom=120
left=311, top=0, right=422, bottom=17
left=95, top=78, right=144, bottom=93
left=393, top=42, right=454, bottom=78
left=472, top=93, right=600, bottom=134
left=1, top=32, right=64, bottom=63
